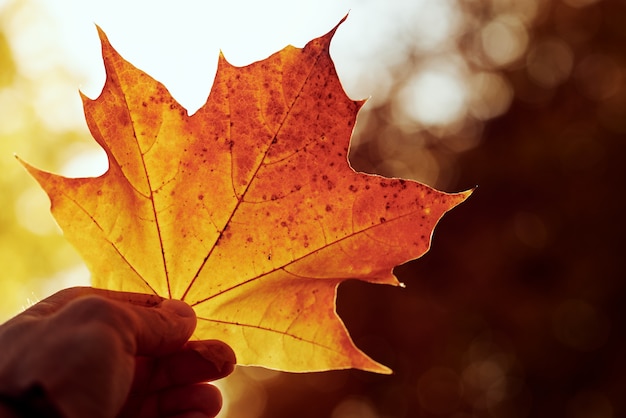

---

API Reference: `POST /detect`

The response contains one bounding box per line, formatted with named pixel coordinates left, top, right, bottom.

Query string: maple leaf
left=20, top=18, right=471, bottom=374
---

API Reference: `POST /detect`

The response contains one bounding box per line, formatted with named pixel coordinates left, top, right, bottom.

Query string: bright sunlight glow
left=6, top=0, right=461, bottom=130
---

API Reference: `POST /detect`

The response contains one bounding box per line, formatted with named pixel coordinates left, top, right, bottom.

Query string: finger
left=158, top=384, right=223, bottom=418
left=88, top=287, right=164, bottom=307
left=131, top=299, right=197, bottom=355
left=133, top=340, right=236, bottom=392
left=121, top=383, right=223, bottom=418
left=15, top=287, right=163, bottom=321
left=50, top=296, right=196, bottom=356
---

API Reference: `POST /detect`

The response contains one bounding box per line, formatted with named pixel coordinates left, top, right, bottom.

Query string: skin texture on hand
left=0, top=287, right=236, bottom=418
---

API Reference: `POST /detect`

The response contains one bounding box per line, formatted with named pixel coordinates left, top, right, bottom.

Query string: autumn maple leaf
left=20, top=18, right=471, bottom=374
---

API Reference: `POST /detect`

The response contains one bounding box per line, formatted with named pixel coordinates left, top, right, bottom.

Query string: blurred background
left=1, top=0, right=624, bottom=417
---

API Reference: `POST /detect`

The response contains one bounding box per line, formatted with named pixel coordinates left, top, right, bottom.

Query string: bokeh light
left=481, top=14, right=529, bottom=67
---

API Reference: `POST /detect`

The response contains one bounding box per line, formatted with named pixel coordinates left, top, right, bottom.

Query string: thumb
left=129, top=299, right=197, bottom=356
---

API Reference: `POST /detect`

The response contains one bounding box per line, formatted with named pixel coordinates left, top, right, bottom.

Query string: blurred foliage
left=0, top=31, right=15, bottom=87
left=0, top=1, right=86, bottom=320
left=1, top=0, right=625, bottom=417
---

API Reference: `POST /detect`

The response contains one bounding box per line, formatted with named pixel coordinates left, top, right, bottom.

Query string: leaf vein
left=197, top=317, right=337, bottom=352
left=181, top=42, right=328, bottom=300
left=61, top=188, right=158, bottom=295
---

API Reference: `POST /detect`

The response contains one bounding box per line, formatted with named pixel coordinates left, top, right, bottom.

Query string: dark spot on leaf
left=118, top=113, right=129, bottom=126
left=325, top=204, right=332, bottom=212
left=380, top=217, right=386, bottom=223
left=198, top=194, right=204, bottom=200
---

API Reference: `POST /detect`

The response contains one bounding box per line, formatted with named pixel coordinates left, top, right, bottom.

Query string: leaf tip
left=349, top=338, right=393, bottom=375
left=217, top=50, right=233, bottom=69
left=14, top=153, right=31, bottom=171
left=93, top=24, right=122, bottom=74
left=362, top=360, right=393, bottom=375
left=445, top=186, right=476, bottom=209
left=78, top=89, right=91, bottom=104
left=94, top=24, right=111, bottom=49
left=459, top=186, right=477, bottom=203
left=15, top=154, right=52, bottom=189
left=338, top=12, right=349, bottom=27
left=315, top=13, right=349, bottom=51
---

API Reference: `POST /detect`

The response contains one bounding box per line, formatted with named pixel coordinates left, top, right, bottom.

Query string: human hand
left=0, top=287, right=235, bottom=418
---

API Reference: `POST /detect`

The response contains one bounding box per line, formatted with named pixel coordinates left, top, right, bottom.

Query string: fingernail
left=193, top=342, right=237, bottom=374
left=161, top=299, right=195, bottom=318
